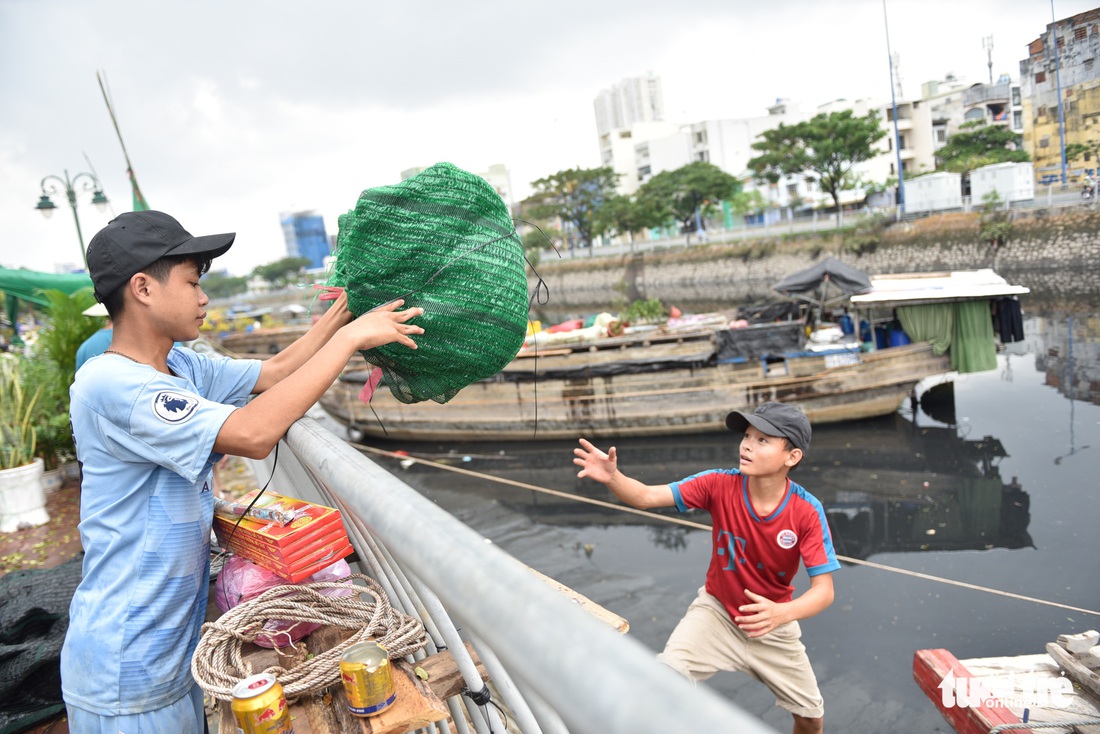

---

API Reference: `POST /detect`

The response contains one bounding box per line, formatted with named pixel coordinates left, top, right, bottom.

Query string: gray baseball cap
left=726, top=402, right=811, bottom=451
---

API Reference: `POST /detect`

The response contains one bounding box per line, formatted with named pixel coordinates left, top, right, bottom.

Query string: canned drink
left=231, top=672, right=294, bottom=734
left=340, top=640, right=396, bottom=717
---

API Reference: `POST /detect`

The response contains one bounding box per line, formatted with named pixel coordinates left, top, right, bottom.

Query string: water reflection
left=1032, top=312, right=1100, bottom=405
left=373, top=409, right=1033, bottom=562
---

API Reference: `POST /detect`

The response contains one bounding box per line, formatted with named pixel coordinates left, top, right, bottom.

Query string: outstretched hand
left=573, top=438, right=618, bottom=484
left=346, top=299, right=424, bottom=351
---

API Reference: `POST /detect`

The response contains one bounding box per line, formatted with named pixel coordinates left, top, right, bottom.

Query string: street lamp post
left=34, top=169, right=109, bottom=271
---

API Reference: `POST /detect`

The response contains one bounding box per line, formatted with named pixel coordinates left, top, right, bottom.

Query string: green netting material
left=329, top=162, right=529, bottom=404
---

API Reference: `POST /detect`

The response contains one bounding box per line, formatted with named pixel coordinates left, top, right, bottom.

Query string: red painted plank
left=914, top=648, right=1024, bottom=734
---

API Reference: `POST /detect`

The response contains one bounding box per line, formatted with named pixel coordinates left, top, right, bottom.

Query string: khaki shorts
left=656, top=586, right=824, bottom=719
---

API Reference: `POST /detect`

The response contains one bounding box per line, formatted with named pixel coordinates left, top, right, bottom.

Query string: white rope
left=353, top=443, right=1100, bottom=619
left=989, top=719, right=1100, bottom=732
left=192, top=573, right=427, bottom=701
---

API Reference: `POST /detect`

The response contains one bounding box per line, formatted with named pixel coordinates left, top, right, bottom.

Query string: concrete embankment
left=527, top=208, right=1100, bottom=318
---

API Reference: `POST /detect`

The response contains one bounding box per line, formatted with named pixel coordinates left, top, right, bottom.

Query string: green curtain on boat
left=896, top=303, right=955, bottom=355
left=950, top=300, right=997, bottom=373
left=897, top=300, right=997, bottom=374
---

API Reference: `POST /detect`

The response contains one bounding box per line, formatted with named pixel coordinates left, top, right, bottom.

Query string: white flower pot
left=42, top=467, right=64, bottom=493
left=61, top=460, right=81, bottom=483
left=0, top=457, right=50, bottom=532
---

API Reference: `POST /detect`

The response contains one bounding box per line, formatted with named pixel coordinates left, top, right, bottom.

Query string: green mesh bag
left=329, top=162, right=529, bottom=404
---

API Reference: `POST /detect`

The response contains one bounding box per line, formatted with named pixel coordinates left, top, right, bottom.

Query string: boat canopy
left=850, top=269, right=1030, bottom=375
left=850, top=269, right=1030, bottom=307
left=772, top=257, right=873, bottom=301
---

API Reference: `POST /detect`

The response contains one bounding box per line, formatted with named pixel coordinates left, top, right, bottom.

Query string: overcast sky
left=2, top=0, right=1095, bottom=277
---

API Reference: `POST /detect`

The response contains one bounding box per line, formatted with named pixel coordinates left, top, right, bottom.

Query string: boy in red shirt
left=574, top=402, right=839, bottom=734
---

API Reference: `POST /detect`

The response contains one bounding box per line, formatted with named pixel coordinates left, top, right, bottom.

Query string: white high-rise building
left=594, top=73, right=665, bottom=138
left=595, top=74, right=673, bottom=194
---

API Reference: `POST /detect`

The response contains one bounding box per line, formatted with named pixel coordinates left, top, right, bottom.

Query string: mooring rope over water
left=352, top=443, right=1100, bottom=619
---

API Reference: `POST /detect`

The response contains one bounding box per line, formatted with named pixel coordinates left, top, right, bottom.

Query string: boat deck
left=914, top=633, right=1100, bottom=733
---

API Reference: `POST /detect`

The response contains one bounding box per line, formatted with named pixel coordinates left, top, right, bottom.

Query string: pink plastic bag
left=214, top=554, right=354, bottom=648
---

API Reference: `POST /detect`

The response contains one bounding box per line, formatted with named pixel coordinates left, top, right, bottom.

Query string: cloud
left=2, top=0, right=1095, bottom=277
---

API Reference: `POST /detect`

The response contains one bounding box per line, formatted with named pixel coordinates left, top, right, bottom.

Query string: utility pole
left=983, top=35, right=994, bottom=85
left=1051, top=1, right=1068, bottom=186
left=883, top=0, right=906, bottom=219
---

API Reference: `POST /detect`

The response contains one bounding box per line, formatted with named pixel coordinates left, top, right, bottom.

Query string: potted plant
left=31, top=287, right=99, bottom=485
left=0, top=354, right=51, bottom=531
left=20, top=358, right=74, bottom=489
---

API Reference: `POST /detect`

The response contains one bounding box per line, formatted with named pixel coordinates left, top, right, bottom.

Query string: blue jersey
left=63, top=347, right=260, bottom=715
left=75, top=328, right=113, bottom=371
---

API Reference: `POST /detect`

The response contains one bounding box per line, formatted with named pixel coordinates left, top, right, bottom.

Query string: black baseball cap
left=87, top=211, right=235, bottom=301
left=725, top=402, right=811, bottom=451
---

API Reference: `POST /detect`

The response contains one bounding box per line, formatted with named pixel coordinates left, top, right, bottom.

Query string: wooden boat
left=914, top=632, right=1100, bottom=733
left=317, top=264, right=1029, bottom=443
left=215, top=324, right=308, bottom=356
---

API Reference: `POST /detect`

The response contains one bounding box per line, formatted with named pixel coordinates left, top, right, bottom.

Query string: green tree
left=635, top=162, right=741, bottom=234
left=747, top=109, right=887, bottom=216
left=201, top=270, right=250, bottom=299
left=1064, top=142, right=1092, bottom=163
left=728, top=190, right=768, bottom=224
left=520, top=227, right=559, bottom=268
left=934, top=120, right=1029, bottom=174
left=527, top=167, right=620, bottom=250
left=979, top=190, right=1013, bottom=251
left=597, top=194, right=648, bottom=247
left=253, top=257, right=312, bottom=287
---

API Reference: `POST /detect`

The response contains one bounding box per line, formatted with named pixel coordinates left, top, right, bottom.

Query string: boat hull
left=319, top=342, right=951, bottom=442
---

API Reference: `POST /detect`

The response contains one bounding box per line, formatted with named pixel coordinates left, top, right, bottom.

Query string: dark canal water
left=333, top=306, right=1100, bottom=733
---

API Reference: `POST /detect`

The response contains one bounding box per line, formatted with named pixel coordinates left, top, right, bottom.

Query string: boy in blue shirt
left=63, top=211, right=424, bottom=733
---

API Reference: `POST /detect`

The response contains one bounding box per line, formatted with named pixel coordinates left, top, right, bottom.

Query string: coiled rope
left=192, top=573, right=427, bottom=701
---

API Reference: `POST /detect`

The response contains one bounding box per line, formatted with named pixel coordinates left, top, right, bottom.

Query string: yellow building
left=1019, top=8, right=1100, bottom=186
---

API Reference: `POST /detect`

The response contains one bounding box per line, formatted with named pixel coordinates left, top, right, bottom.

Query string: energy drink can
left=340, top=640, right=396, bottom=717
left=231, top=672, right=294, bottom=734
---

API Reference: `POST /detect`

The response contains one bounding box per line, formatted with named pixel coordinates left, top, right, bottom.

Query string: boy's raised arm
left=574, top=438, right=675, bottom=509
left=250, top=290, right=356, bottom=393
left=215, top=300, right=423, bottom=458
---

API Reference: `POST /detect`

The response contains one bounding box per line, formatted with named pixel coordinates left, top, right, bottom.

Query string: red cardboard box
left=217, top=520, right=346, bottom=567
left=212, top=491, right=353, bottom=581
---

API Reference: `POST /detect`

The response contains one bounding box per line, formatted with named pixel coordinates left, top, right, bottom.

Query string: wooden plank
left=327, top=659, right=450, bottom=734
left=913, top=648, right=1023, bottom=734
left=1048, top=642, right=1100, bottom=698
left=525, top=564, right=630, bottom=634
left=417, top=642, right=489, bottom=700
left=943, top=651, right=1100, bottom=733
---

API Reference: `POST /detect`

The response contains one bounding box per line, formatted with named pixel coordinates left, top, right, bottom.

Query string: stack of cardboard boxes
left=213, top=490, right=353, bottom=582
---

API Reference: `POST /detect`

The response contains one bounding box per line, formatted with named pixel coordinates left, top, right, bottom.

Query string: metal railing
left=250, top=416, right=778, bottom=733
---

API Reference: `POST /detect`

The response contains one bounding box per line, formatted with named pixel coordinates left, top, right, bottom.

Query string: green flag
left=129, top=167, right=149, bottom=211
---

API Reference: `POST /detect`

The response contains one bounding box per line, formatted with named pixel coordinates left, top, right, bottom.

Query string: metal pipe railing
left=264, top=416, right=777, bottom=733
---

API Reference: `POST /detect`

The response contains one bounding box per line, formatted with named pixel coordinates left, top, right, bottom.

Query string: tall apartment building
left=594, top=73, right=675, bottom=194
left=962, top=74, right=1025, bottom=134
left=1019, top=8, right=1100, bottom=185
left=279, top=210, right=330, bottom=270
left=870, top=72, right=1024, bottom=206
left=594, top=73, right=665, bottom=138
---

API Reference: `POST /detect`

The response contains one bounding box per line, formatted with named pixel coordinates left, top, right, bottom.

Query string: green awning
left=0, top=266, right=94, bottom=334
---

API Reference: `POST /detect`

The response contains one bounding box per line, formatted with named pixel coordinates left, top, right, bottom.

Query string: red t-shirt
left=671, top=469, right=840, bottom=621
